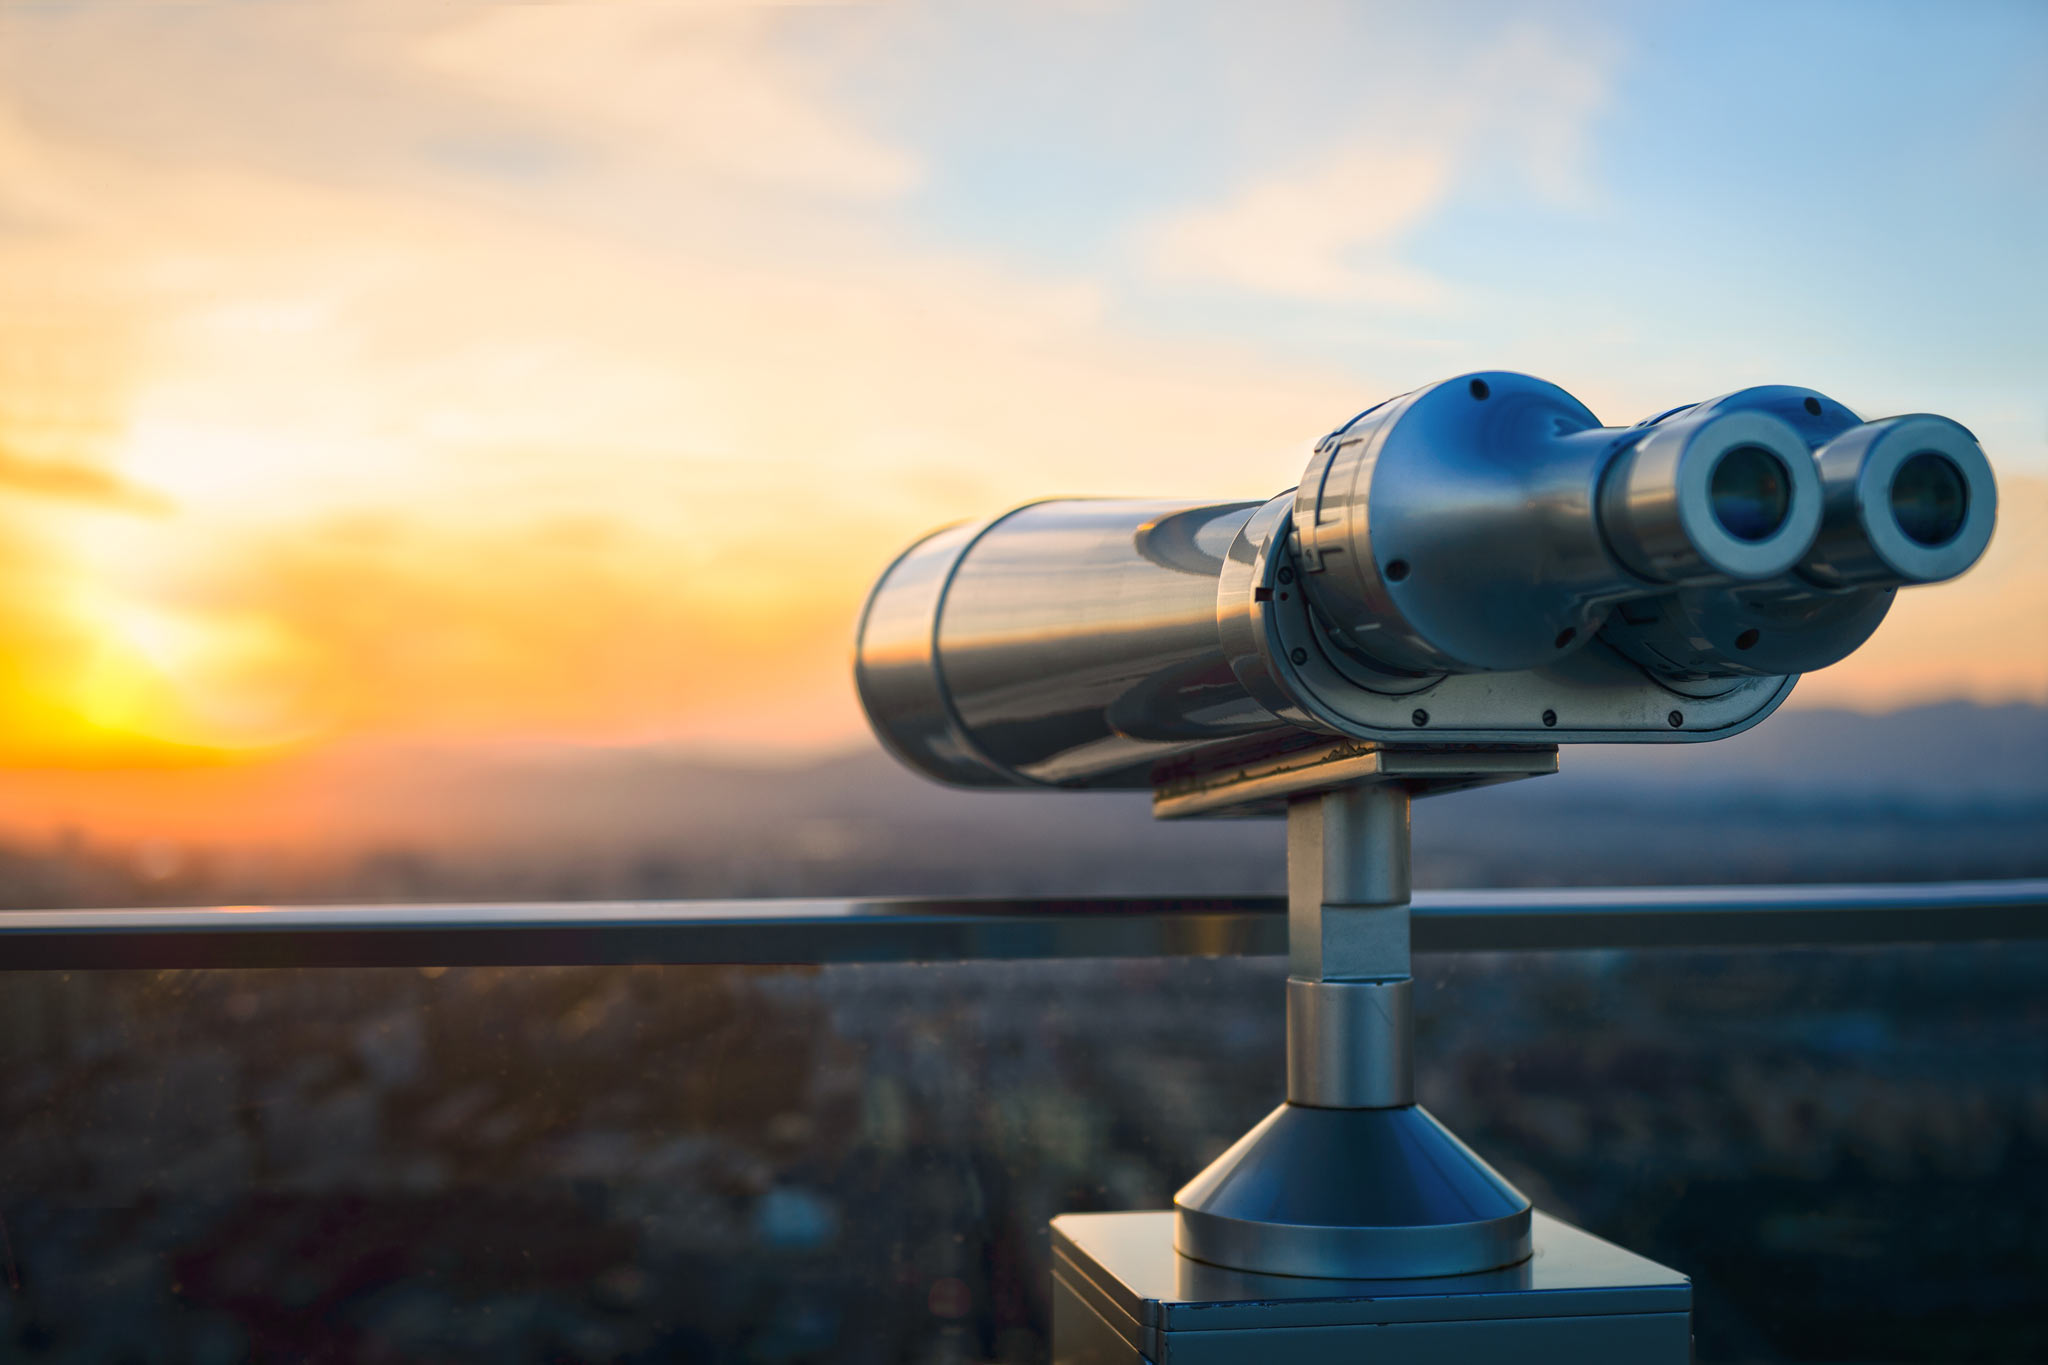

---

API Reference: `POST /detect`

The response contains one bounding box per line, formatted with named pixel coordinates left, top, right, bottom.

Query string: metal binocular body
left=857, top=372, right=1995, bottom=788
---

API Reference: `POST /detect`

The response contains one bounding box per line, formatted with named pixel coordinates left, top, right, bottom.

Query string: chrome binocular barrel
left=856, top=372, right=1996, bottom=790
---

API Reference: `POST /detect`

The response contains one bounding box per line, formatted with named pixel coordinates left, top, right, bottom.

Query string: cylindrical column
left=1285, top=783, right=1414, bottom=1108
left=1173, top=776, right=1533, bottom=1278
left=1287, top=977, right=1413, bottom=1107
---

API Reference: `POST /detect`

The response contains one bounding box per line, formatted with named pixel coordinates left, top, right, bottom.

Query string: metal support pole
left=1173, top=776, right=1532, bottom=1279
left=1285, top=783, right=1415, bottom=1109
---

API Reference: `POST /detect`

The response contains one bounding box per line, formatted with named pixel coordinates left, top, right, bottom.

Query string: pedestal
left=1073, top=756, right=1689, bottom=1360
left=1051, top=1210, right=1692, bottom=1365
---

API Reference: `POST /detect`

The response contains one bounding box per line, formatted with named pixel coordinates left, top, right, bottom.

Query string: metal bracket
left=1150, top=733, right=1556, bottom=820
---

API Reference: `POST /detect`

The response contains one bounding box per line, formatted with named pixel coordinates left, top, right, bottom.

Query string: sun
left=63, top=588, right=333, bottom=757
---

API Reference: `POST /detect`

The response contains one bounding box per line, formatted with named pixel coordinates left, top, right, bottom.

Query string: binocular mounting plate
left=1149, top=732, right=1557, bottom=820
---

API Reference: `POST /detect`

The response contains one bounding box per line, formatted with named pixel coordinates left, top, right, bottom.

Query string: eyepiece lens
left=1890, top=451, right=1969, bottom=547
left=1709, top=444, right=1792, bottom=542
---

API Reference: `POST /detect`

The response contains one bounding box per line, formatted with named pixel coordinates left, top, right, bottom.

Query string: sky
left=0, top=0, right=2043, bottom=799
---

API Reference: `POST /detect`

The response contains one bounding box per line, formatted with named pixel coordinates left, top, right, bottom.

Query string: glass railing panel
left=3, top=943, right=2044, bottom=1362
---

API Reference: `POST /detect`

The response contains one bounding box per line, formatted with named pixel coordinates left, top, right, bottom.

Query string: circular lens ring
left=1669, top=411, right=1823, bottom=580
left=1844, top=415, right=1997, bottom=583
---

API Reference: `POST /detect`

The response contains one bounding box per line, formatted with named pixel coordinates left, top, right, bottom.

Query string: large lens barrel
left=855, top=499, right=1274, bottom=788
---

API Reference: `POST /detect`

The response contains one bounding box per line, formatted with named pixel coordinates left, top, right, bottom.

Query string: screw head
left=1277, top=565, right=1295, bottom=585
left=1668, top=710, right=1684, bottom=728
left=1411, top=709, right=1429, bottom=727
left=1290, top=647, right=1308, bottom=665
left=1542, top=709, right=1558, bottom=727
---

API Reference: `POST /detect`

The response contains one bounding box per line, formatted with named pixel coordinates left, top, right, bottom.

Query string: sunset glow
left=0, top=1, right=2042, bottom=841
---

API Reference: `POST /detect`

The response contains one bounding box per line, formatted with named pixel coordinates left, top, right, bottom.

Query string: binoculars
left=858, top=372, right=1995, bottom=788
left=857, top=373, right=1999, bottom=1352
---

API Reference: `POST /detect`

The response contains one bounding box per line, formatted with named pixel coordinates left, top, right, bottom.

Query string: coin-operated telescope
left=856, top=372, right=1995, bottom=1362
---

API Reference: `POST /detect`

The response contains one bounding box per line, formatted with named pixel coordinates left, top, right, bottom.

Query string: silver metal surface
left=1598, top=387, right=1998, bottom=681
left=1292, top=376, right=1607, bottom=675
left=1221, top=488, right=1799, bottom=742
left=1288, top=784, right=1411, bottom=916
left=1286, top=977, right=1413, bottom=1108
left=1172, top=1103, right=1533, bottom=1279
left=857, top=373, right=1999, bottom=784
left=1054, top=1209, right=1691, bottom=1364
left=852, top=518, right=1020, bottom=788
left=857, top=372, right=1996, bottom=786
left=1286, top=777, right=1417, bottom=1113
left=1413, top=878, right=2048, bottom=950
left=1599, top=575, right=1898, bottom=682
left=1174, top=772, right=1533, bottom=1277
left=0, top=896, right=1282, bottom=971
left=846, top=370, right=2006, bottom=1321
left=1805, top=413, right=1997, bottom=587
left=1150, top=733, right=1556, bottom=819
left=1599, top=406, right=1821, bottom=584
left=1283, top=784, right=1415, bottom=1106
left=1286, top=783, right=1411, bottom=978
left=1297, top=375, right=1816, bottom=676
left=857, top=498, right=1274, bottom=789
left=940, top=498, right=1280, bottom=787
left=5, top=879, right=2046, bottom=971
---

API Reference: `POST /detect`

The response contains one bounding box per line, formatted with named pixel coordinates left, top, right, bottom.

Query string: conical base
left=1173, top=1102, right=1533, bottom=1279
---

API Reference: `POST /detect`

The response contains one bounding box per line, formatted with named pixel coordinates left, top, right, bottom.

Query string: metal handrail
left=3, top=879, right=2045, bottom=970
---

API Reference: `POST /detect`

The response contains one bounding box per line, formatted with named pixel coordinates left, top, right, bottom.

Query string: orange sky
left=0, top=1, right=2042, bottom=833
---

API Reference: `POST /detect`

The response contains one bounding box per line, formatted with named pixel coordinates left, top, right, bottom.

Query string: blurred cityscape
left=1, top=700, right=2045, bottom=1362
left=3, top=946, right=2044, bottom=1363
left=0, top=701, right=2044, bottom=909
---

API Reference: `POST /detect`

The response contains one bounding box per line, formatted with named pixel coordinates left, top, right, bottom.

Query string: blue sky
left=833, top=0, right=2047, bottom=459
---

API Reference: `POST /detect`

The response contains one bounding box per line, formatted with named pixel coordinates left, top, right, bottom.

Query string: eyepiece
left=1889, top=449, right=1969, bottom=547
left=1600, top=409, right=1822, bottom=583
left=1709, top=444, right=1793, bottom=542
left=1800, top=414, right=1995, bottom=587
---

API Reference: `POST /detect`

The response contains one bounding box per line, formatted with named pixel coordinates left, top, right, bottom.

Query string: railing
left=5, top=879, right=2046, bottom=969
left=7, top=880, right=2047, bottom=1363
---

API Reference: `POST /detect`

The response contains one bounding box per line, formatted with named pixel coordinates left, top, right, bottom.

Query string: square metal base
left=1051, top=1210, right=1691, bottom=1364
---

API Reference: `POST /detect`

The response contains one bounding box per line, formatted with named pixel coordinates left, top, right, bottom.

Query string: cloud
left=408, top=3, right=919, bottom=199
left=0, top=444, right=167, bottom=512
left=1141, top=146, right=1452, bottom=305
left=1135, top=22, right=1614, bottom=304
